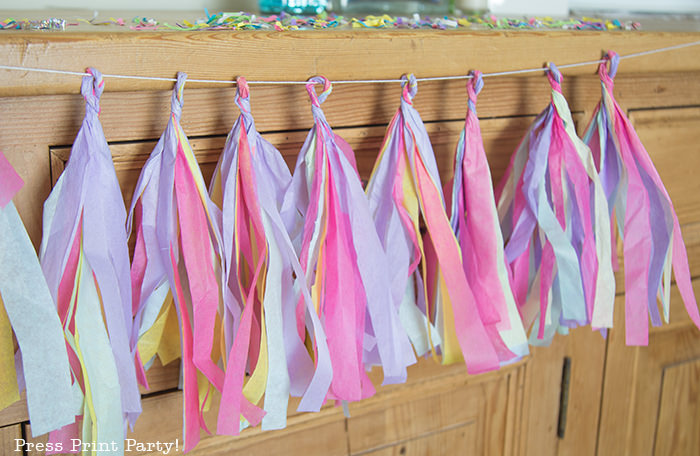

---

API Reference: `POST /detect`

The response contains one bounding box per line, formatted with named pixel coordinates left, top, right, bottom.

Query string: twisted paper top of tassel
left=81, top=67, right=104, bottom=115
left=400, top=73, right=418, bottom=104
left=599, top=50, right=620, bottom=90
left=171, top=72, right=187, bottom=119
left=467, top=70, right=483, bottom=114
left=546, top=62, right=563, bottom=93
left=235, top=76, right=256, bottom=129
left=306, top=75, right=332, bottom=107
left=235, top=76, right=251, bottom=107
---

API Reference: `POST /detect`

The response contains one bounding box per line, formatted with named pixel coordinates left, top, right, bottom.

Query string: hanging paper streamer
left=128, top=73, right=234, bottom=451
left=446, top=71, right=529, bottom=363
left=282, top=76, right=415, bottom=408
left=583, top=51, right=700, bottom=345
left=495, top=63, right=614, bottom=345
left=40, top=68, right=141, bottom=453
left=0, top=151, right=73, bottom=436
left=366, top=74, right=500, bottom=374
left=210, top=77, right=319, bottom=433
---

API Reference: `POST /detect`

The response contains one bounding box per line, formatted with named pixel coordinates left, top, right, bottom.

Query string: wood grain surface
left=0, top=31, right=699, bottom=96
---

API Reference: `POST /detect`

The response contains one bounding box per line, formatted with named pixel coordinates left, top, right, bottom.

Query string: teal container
left=258, top=0, right=331, bottom=14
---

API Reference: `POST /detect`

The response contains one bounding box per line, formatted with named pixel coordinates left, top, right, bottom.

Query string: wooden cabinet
left=1, top=29, right=700, bottom=456
left=597, top=107, right=700, bottom=456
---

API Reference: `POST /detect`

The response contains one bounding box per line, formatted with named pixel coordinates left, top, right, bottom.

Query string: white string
left=0, top=39, right=699, bottom=86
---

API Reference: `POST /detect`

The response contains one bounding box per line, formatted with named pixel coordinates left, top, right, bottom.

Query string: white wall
left=570, top=0, right=700, bottom=13
left=0, top=1, right=256, bottom=11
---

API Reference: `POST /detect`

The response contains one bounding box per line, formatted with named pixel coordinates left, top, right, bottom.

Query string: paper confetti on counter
left=0, top=11, right=641, bottom=31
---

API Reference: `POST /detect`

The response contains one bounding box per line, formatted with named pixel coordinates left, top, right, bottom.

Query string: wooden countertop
left=0, top=11, right=699, bottom=96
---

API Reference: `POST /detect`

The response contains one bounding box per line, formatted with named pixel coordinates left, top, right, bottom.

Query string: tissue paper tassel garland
left=127, top=73, right=234, bottom=451
left=446, top=71, right=529, bottom=363
left=40, top=68, right=142, bottom=453
left=209, top=77, right=317, bottom=433
left=583, top=51, right=700, bottom=344
left=281, top=76, right=415, bottom=407
left=0, top=150, right=73, bottom=437
left=366, top=74, right=500, bottom=374
left=495, top=63, right=615, bottom=344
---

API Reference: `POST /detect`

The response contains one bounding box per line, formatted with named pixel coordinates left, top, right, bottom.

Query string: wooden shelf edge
left=0, top=31, right=699, bottom=96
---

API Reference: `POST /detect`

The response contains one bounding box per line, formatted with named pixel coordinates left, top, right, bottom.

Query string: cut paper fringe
left=127, top=72, right=231, bottom=452
left=496, top=63, right=614, bottom=345
left=281, top=76, right=415, bottom=407
left=366, top=74, right=501, bottom=374
left=0, top=151, right=73, bottom=436
left=583, top=51, right=700, bottom=345
left=40, top=68, right=142, bottom=453
left=209, top=77, right=302, bottom=433
left=446, top=71, right=529, bottom=363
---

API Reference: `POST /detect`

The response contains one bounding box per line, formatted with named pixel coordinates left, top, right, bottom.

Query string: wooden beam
left=0, top=31, right=699, bottom=96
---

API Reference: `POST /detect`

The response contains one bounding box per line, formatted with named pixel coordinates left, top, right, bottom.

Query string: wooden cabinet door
left=598, top=283, right=700, bottom=455
left=518, top=328, right=606, bottom=456
left=598, top=107, right=700, bottom=456
left=0, top=424, right=21, bottom=456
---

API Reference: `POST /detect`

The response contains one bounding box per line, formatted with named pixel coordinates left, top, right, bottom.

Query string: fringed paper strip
left=446, top=72, right=529, bottom=362
left=583, top=51, right=700, bottom=344
left=127, top=73, right=236, bottom=451
left=40, top=68, right=141, bottom=452
left=210, top=77, right=309, bottom=433
left=366, top=74, right=500, bottom=374
left=282, top=76, right=415, bottom=408
left=496, top=64, right=614, bottom=344
left=0, top=151, right=73, bottom=436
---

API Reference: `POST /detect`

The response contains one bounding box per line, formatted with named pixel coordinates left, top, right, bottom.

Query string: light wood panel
left=348, top=362, right=524, bottom=456
left=347, top=376, right=493, bottom=454
left=25, top=359, right=524, bottom=456
left=518, top=327, right=607, bottom=456
left=0, top=394, right=27, bottom=429
left=654, top=359, right=700, bottom=455
left=138, top=358, right=180, bottom=395
left=186, top=414, right=349, bottom=456
left=597, top=279, right=700, bottom=456
left=357, top=423, right=478, bottom=456
left=2, top=73, right=699, bottom=149
left=0, top=424, right=21, bottom=456
left=1, top=31, right=700, bottom=96
left=26, top=392, right=349, bottom=456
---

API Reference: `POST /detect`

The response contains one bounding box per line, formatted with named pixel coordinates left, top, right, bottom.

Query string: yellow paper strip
left=0, top=292, right=19, bottom=410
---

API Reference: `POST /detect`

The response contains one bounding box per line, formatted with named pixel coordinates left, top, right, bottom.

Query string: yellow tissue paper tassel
left=0, top=293, right=19, bottom=410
